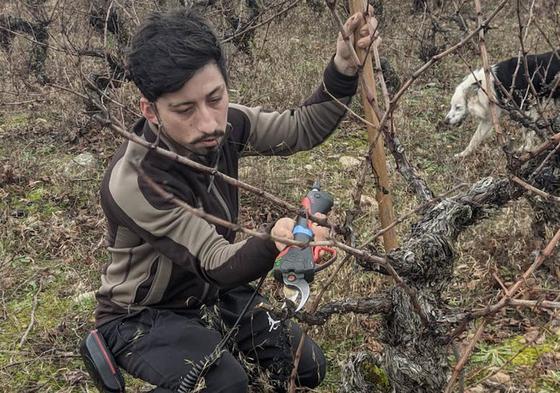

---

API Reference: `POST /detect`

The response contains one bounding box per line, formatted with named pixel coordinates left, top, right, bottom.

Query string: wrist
left=333, top=54, right=358, bottom=77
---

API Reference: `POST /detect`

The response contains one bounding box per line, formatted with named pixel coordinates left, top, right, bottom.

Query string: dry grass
left=1, top=0, right=559, bottom=392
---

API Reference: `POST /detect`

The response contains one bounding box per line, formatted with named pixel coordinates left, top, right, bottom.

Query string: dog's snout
left=443, top=116, right=450, bottom=125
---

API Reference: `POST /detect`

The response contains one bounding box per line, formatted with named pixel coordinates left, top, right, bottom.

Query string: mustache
left=191, top=130, right=226, bottom=144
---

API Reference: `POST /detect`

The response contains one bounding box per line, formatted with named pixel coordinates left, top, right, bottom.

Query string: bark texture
left=340, top=148, right=559, bottom=393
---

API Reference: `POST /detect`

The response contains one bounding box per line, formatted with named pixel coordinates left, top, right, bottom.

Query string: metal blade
left=283, top=285, right=300, bottom=304
left=282, top=279, right=310, bottom=312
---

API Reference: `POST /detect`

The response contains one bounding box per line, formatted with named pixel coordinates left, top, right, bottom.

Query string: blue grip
left=293, top=225, right=313, bottom=238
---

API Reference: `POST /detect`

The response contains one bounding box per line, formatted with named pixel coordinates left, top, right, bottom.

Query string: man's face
left=141, top=62, right=229, bottom=155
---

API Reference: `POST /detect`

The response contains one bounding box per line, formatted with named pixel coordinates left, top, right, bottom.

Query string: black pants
left=98, top=286, right=326, bottom=392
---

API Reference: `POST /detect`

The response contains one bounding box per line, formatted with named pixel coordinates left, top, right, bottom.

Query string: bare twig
left=516, top=0, right=547, bottom=118
left=18, top=281, right=42, bottom=348
left=511, top=175, right=560, bottom=203
left=221, top=0, right=302, bottom=44
left=529, top=141, right=560, bottom=180
left=450, top=227, right=560, bottom=338
left=474, top=0, right=505, bottom=150
left=364, top=183, right=469, bottom=245
left=320, top=81, right=377, bottom=128
left=370, top=35, right=434, bottom=201
left=518, top=132, right=560, bottom=163
left=0, top=99, right=42, bottom=106
left=508, top=298, right=560, bottom=309
left=136, top=165, right=309, bottom=249
left=443, top=320, right=487, bottom=393
left=345, top=157, right=371, bottom=244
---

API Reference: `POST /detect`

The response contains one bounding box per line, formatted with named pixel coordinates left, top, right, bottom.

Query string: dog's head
left=444, top=87, right=470, bottom=126
left=444, top=79, right=481, bottom=126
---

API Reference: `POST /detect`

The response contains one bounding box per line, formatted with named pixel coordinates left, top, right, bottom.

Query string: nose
left=196, top=105, right=217, bottom=135
left=443, top=116, right=450, bottom=124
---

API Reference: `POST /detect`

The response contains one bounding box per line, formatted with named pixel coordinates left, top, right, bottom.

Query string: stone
left=72, top=290, right=96, bottom=304
left=63, top=152, right=98, bottom=179
left=522, top=328, right=545, bottom=344
left=339, top=156, right=361, bottom=169
left=360, top=195, right=376, bottom=209
left=487, top=371, right=511, bottom=385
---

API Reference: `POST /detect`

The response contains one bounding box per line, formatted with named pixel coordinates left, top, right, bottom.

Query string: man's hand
left=333, top=8, right=379, bottom=76
left=271, top=214, right=330, bottom=252
left=309, top=213, right=329, bottom=242
left=271, top=217, right=295, bottom=252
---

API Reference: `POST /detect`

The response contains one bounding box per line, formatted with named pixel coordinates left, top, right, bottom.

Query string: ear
left=140, top=97, right=159, bottom=125
left=466, top=80, right=482, bottom=95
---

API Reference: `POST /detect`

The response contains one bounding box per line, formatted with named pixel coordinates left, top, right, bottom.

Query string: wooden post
left=349, top=0, right=398, bottom=251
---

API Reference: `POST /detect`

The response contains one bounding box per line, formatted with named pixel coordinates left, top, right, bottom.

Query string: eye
left=178, top=106, right=195, bottom=115
left=209, top=95, right=223, bottom=104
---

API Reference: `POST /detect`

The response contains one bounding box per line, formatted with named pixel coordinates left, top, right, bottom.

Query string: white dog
left=445, top=51, right=560, bottom=158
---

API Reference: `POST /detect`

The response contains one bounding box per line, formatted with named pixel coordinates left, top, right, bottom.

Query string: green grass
left=474, top=333, right=560, bottom=368
left=0, top=112, right=29, bottom=128
left=467, top=330, right=560, bottom=391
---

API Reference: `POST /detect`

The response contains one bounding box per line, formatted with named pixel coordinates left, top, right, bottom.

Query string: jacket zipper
left=210, top=182, right=232, bottom=237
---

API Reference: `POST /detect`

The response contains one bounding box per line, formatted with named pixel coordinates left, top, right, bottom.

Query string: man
left=94, top=6, right=375, bottom=393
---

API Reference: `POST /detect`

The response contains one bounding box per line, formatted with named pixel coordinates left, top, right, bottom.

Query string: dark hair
left=126, top=8, right=228, bottom=102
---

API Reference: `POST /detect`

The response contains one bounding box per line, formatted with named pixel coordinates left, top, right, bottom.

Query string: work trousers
left=98, top=285, right=326, bottom=392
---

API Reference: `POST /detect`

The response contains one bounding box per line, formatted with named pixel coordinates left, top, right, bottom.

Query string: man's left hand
left=310, top=213, right=329, bottom=242
left=333, top=8, right=379, bottom=76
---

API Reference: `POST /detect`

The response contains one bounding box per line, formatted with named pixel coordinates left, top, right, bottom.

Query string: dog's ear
left=466, top=80, right=482, bottom=96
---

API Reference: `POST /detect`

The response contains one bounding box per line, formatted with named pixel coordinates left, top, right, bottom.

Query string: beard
left=191, top=130, right=225, bottom=147
left=166, top=129, right=227, bottom=159
left=188, top=130, right=226, bottom=155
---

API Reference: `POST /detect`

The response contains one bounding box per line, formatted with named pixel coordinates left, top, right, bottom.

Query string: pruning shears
left=272, top=181, right=337, bottom=311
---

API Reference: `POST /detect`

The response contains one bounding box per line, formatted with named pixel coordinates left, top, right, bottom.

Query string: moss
left=363, top=364, right=390, bottom=390
left=0, top=113, right=29, bottom=128
left=7, top=187, right=60, bottom=217
left=27, top=187, right=45, bottom=202
left=0, top=265, right=98, bottom=391
left=3, top=278, right=70, bottom=334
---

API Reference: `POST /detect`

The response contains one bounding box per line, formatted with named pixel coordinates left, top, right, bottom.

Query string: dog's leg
left=455, top=120, right=493, bottom=157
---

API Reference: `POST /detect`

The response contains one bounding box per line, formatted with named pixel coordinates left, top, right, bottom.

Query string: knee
left=218, top=376, right=248, bottom=393
left=286, top=323, right=327, bottom=389
left=297, top=345, right=327, bottom=389
left=203, top=352, right=248, bottom=393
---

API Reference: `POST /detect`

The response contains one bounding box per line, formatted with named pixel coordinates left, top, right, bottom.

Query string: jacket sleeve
left=125, top=193, right=279, bottom=287
left=103, top=144, right=279, bottom=288
left=230, top=57, right=358, bottom=156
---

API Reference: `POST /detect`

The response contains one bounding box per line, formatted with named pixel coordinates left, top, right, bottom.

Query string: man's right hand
left=271, top=217, right=295, bottom=252
left=271, top=214, right=329, bottom=252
